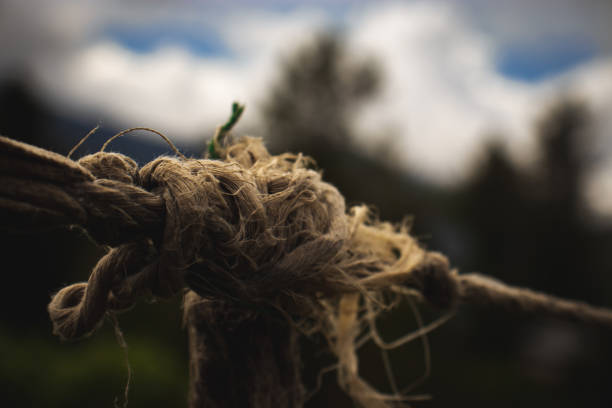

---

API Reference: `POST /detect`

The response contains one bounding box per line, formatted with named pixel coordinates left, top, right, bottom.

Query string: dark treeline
left=1, top=34, right=611, bottom=407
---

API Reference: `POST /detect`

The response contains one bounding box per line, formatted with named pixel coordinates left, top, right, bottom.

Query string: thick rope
left=2, top=133, right=612, bottom=407
left=458, top=273, right=612, bottom=326
left=0, top=136, right=164, bottom=245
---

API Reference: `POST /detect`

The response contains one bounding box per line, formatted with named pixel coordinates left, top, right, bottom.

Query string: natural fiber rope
left=458, top=273, right=612, bottom=326
left=2, top=133, right=612, bottom=407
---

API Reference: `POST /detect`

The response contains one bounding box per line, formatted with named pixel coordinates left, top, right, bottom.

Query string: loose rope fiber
left=1, top=131, right=612, bottom=408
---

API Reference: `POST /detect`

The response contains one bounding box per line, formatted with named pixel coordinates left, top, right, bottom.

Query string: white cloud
left=31, top=7, right=329, bottom=137
left=345, top=2, right=554, bottom=182
left=37, top=42, right=251, bottom=135
left=342, top=2, right=612, bottom=185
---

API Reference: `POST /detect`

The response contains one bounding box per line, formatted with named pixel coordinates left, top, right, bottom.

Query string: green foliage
left=0, top=328, right=188, bottom=408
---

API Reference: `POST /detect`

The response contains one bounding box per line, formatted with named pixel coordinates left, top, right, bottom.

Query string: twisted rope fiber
left=2, top=133, right=612, bottom=407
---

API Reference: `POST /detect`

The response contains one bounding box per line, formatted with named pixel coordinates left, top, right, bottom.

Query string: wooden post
left=184, top=292, right=306, bottom=408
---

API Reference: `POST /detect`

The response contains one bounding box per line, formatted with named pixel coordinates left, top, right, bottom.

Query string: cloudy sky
left=1, top=0, right=611, bottom=208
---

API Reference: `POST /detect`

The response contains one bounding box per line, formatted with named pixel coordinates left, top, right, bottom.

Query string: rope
left=2, top=133, right=612, bottom=407
left=0, top=136, right=164, bottom=245
left=458, top=273, right=612, bottom=326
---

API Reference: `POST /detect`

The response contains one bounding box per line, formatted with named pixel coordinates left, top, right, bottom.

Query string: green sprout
left=208, top=102, right=245, bottom=159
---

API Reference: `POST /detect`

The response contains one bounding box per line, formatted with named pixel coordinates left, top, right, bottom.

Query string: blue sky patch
left=496, top=36, right=596, bottom=82
left=104, top=24, right=229, bottom=57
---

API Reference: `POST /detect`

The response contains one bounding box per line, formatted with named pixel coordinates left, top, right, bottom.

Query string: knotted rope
left=1, top=131, right=612, bottom=407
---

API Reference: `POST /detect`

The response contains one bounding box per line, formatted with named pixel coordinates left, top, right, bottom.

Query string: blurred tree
left=461, top=142, right=531, bottom=283
left=537, top=101, right=589, bottom=214
left=530, top=102, right=594, bottom=299
left=0, top=79, right=50, bottom=147
left=451, top=100, right=612, bottom=408
left=262, top=32, right=379, bottom=156
left=463, top=101, right=598, bottom=296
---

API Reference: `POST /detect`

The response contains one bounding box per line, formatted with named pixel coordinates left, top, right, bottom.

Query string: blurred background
left=1, top=0, right=612, bottom=406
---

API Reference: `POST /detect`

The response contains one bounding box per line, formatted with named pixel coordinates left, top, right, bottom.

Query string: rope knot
left=48, top=137, right=359, bottom=339
left=47, top=137, right=463, bottom=341
left=409, top=252, right=459, bottom=309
